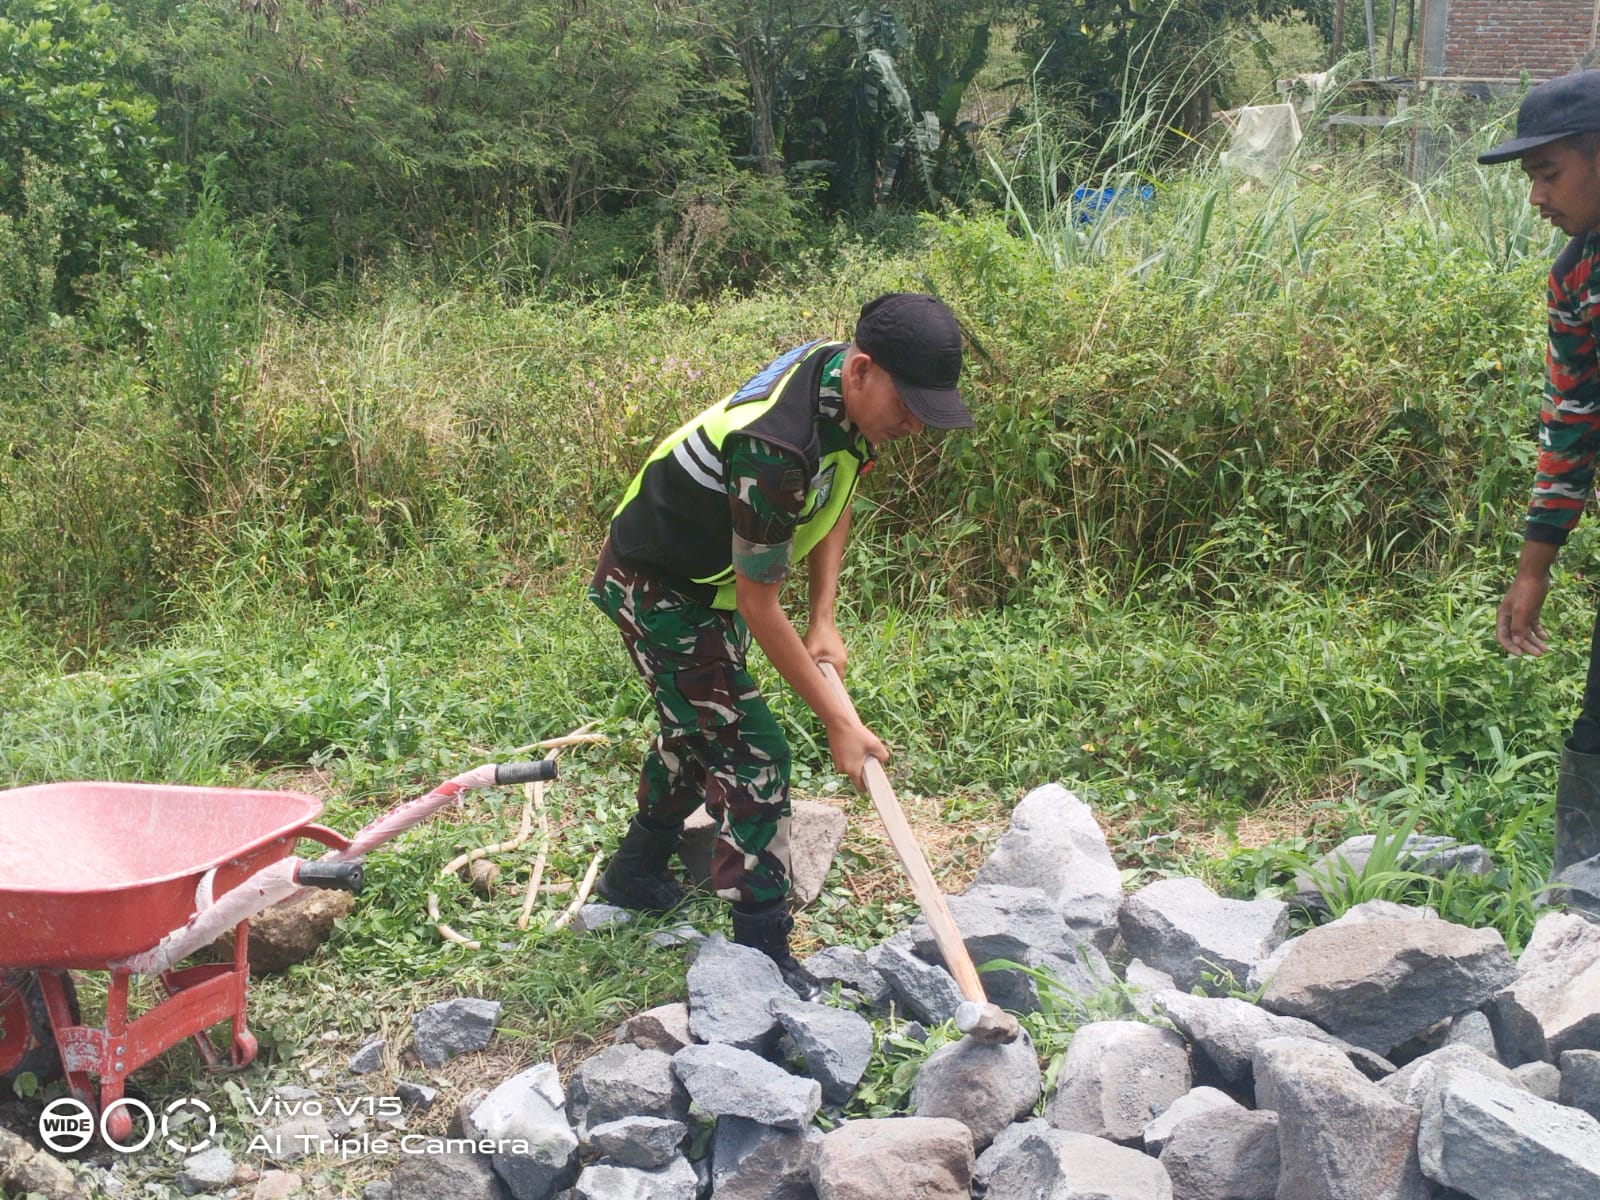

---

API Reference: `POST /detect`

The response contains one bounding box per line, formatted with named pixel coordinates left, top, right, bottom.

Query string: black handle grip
left=495, top=760, right=557, bottom=785
left=296, top=861, right=365, bottom=894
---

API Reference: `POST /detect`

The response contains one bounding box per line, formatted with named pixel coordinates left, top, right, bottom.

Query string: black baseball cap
left=1479, top=70, right=1600, bottom=164
left=853, top=293, right=973, bottom=429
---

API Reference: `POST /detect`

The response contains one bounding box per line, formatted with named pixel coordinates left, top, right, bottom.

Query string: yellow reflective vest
left=608, top=340, right=868, bottom=610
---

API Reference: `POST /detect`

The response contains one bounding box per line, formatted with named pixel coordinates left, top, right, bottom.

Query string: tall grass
left=1, top=88, right=1549, bottom=644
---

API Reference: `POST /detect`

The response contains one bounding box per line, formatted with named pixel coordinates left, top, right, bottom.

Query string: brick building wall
left=1435, top=0, right=1596, bottom=79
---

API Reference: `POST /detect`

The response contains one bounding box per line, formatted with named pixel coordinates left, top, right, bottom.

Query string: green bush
left=0, top=160, right=67, bottom=341
left=0, top=0, right=177, bottom=288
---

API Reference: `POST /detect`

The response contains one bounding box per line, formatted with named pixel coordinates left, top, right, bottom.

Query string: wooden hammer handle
left=818, top=662, right=990, bottom=1005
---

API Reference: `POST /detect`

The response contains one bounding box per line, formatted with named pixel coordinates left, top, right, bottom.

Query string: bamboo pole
left=429, top=722, right=600, bottom=947
left=547, top=850, right=604, bottom=932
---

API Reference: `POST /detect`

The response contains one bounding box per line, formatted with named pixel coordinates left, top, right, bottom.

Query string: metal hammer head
left=954, top=999, right=1021, bottom=1044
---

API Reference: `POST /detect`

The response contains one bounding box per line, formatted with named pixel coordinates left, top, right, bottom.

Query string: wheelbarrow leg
left=229, top=920, right=257, bottom=1067
left=156, top=919, right=257, bottom=1069
left=97, top=970, right=134, bottom=1142
left=34, top=970, right=94, bottom=1110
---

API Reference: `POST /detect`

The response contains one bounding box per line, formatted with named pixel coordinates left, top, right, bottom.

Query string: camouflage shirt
left=1529, top=231, right=1600, bottom=545
left=727, top=349, right=872, bottom=582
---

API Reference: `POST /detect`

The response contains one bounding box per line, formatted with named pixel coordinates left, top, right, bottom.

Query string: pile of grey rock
left=235, top=785, right=1600, bottom=1198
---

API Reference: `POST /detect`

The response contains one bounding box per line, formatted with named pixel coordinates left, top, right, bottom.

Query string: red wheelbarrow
left=0, top=761, right=553, bottom=1142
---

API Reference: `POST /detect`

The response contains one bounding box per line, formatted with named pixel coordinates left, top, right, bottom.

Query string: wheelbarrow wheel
left=0, top=970, right=79, bottom=1091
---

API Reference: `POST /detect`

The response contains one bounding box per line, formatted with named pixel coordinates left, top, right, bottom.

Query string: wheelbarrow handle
left=495, top=760, right=558, bottom=786
left=295, top=860, right=365, bottom=894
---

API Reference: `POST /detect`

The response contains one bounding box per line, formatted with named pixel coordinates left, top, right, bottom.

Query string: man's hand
left=803, top=619, right=847, bottom=674
left=826, top=714, right=890, bottom=792
left=1497, top=540, right=1559, bottom=657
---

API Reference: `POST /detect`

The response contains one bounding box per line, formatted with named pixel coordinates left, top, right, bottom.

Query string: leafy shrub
left=0, top=160, right=67, bottom=341
left=0, top=0, right=178, bottom=287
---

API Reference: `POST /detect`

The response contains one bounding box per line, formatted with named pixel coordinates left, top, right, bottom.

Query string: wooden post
left=1364, top=0, right=1378, bottom=74
left=1410, top=0, right=1430, bottom=181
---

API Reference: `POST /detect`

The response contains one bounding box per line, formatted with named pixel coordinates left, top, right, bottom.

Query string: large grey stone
left=906, top=884, right=1113, bottom=1014
left=1253, top=1037, right=1427, bottom=1200
left=803, top=945, right=892, bottom=1011
left=1250, top=902, right=1440, bottom=992
left=1126, top=958, right=1178, bottom=1019
left=614, top=1004, right=692, bottom=1056
left=909, top=1028, right=1042, bottom=1152
left=0, top=1125, right=85, bottom=1200
left=1514, top=1061, right=1563, bottom=1102
left=573, top=1158, right=698, bottom=1200
left=1124, top=958, right=1177, bottom=994
left=1154, top=990, right=1394, bottom=1088
left=1551, top=852, right=1600, bottom=913
left=396, top=1080, right=438, bottom=1111
left=0, top=1128, right=84, bottom=1200
left=785, top=800, right=848, bottom=906
left=687, top=935, right=790, bottom=1054
left=1119, top=877, right=1290, bottom=992
left=1142, top=1086, right=1245, bottom=1156
left=1418, top=1067, right=1600, bottom=1198
left=971, top=783, right=1124, bottom=949
left=584, top=1117, right=687, bottom=1170
left=672, top=1043, right=821, bottom=1131
left=1292, top=835, right=1492, bottom=912
left=1378, top=1044, right=1526, bottom=1109
left=1158, top=1108, right=1280, bottom=1200
left=468, top=1064, right=580, bottom=1200
left=567, top=1045, right=688, bottom=1136
left=1260, top=916, right=1516, bottom=1056
left=865, top=934, right=963, bottom=1025
left=572, top=903, right=635, bottom=933
left=347, top=1037, right=386, bottom=1075
left=770, top=996, right=875, bottom=1106
left=1561, top=1049, right=1600, bottom=1121
left=390, top=1150, right=509, bottom=1200
left=810, top=1118, right=973, bottom=1200
left=711, top=1117, right=820, bottom=1200
left=175, top=1147, right=234, bottom=1196
left=1492, top=911, right=1600, bottom=1065
left=1044, top=1020, right=1192, bottom=1145
left=413, top=997, right=502, bottom=1067
left=974, top=1123, right=1173, bottom=1200
left=1442, top=1009, right=1499, bottom=1059
left=680, top=800, right=843, bottom=906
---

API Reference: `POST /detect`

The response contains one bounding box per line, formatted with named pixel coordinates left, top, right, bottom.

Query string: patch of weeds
left=1274, top=808, right=1436, bottom=917
left=844, top=1016, right=960, bottom=1120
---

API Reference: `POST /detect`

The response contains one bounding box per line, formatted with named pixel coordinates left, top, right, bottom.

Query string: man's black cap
left=1479, top=70, right=1600, bottom=164
left=853, top=293, right=973, bottom=429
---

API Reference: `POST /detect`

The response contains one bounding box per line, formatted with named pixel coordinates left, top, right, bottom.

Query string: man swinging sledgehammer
left=588, top=294, right=972, bottom=998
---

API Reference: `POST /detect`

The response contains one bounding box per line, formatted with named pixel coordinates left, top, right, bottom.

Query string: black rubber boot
left=596, top=816, right=686, bottom=913
left=732, top=900, right=821, bottom=1000
left=1556, top=744, right=1600, bottom=874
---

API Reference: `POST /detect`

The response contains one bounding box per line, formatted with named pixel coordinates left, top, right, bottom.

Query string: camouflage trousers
left=589, top=542, right=792, bottom=905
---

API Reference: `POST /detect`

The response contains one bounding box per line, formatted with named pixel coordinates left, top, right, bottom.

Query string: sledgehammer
left=818, top=662, right=1020, bottom=1045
